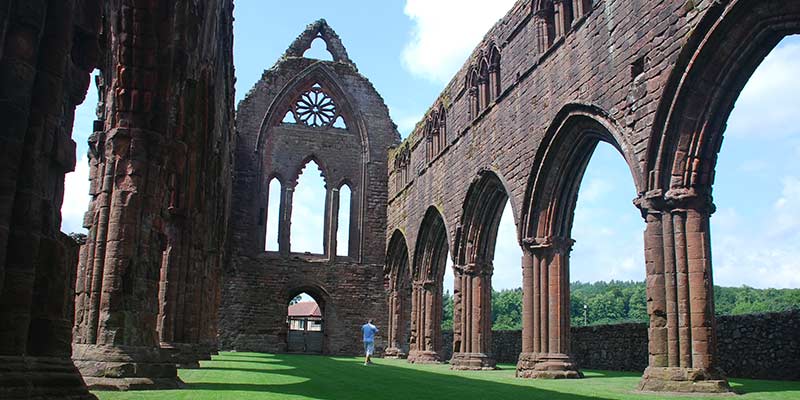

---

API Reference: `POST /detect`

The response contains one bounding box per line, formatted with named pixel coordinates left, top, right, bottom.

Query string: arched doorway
left=284, top=287, right=329, bottom=354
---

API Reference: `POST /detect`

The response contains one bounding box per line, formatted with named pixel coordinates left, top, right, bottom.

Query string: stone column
left=326, top=187, right=340, bottom=258
left=516, top=237, right=581, bottom=379
left=71, top=0, right=180, bottom=390
left=407, top=280, right=441, bottom=363
left=279, top=185, right=294, bottom=255
left=384, top=289, right=407, bottom=358
left=572, top=0, right=592, bottom=18
left=636, top=191, right=730, bottom=393
left=450, top=262, right=496, bottom=370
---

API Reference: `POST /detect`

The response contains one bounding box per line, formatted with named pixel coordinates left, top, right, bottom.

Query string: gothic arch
left=283, top=19, right=355, bottom=65
left=449, top=169, right=515, bottom=370
left=385, top=230, right=412, bottom=358
left=516, top=104, right=639, bottom=379
left=637, top=0, right=800, bottom=391
left=292, top=154, right=329, bottom=187
left=456, top=170, right=513, bottom=266
left=255, top=63, right=369, bottom=159
left=407, top=206, right=451, bottom=364
left=647, top=0, right=800, bottom=195
left=522, top=104, right=642, bottom=242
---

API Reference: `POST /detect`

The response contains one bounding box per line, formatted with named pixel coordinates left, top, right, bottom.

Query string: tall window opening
left=570, top=142, right=644, bottom=326
left=61, top=69, right=101, bottom=237
left=265, top=178, right=281, bottom=251
left=291, top=160, right=326, bottom=254
left=491, top=200, right=523, bottom=330
left=336, top=184, right=351, bottom=256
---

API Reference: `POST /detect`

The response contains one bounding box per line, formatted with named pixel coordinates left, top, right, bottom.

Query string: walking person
left=362, top=319, right=378, bottom=365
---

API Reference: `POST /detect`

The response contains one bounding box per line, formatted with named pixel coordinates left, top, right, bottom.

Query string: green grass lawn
left=93, top=352, right=800, bottom=400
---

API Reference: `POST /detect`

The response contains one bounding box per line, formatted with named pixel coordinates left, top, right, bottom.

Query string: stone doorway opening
left=286, top=291, right=325, bottom=354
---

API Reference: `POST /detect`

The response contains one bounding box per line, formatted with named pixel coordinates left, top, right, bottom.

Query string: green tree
left=442, top=290, right=453, bottom=330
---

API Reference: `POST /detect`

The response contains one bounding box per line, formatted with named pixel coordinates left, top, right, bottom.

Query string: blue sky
left=62, top=1, right=799, bottom=292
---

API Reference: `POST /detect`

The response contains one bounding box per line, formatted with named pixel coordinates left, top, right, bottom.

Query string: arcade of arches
left=0, top=0, right=797, bottom=399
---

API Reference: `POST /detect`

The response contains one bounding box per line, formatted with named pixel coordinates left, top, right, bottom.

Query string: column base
left=0, top=355, right=97, bottom=399
left=450, top=352, right=497, bottom=370
left=516, top=352, right=583, bottom=379
left=72, top=344, right=182, bottom=391
left=638, top=367, right=731, bottom=393
left=407, top=350, right=442, bottom=364
left=161, top=342, right=214, bottom=369
left=383, top=347, right=407, bottom=359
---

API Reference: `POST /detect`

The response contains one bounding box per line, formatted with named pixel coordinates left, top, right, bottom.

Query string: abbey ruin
left=0, top=0, right=797, bottom=398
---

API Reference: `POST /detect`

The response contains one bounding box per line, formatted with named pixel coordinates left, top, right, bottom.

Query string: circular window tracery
left=297, top=87, right=335, bottom=127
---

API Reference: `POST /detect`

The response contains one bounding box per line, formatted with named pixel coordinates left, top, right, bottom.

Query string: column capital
left=454, top=261, right=493, bottom=276
left=521, top=236, right=574, bottom=255
left=634, top=187, right=715, bottom=217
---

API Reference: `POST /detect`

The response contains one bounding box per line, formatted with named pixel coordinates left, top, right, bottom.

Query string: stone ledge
left=0, top=355, right=97, bottom=400
left=407, top=350, right=442, bottom=364
left=450, top=352, right=497, bottom=370
left=638, top=367, right=732, bottom=393
left=516, top=352, right=583, bottom=379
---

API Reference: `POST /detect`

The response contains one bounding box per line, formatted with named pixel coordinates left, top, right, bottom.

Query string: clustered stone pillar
left=450, top=262, right=496, bottom=370
left=407, top=280, right=442, bottom=363
left=516, top=237, right=581, bottom=378
left=384, top=288, right=408, bottom=358
left=637, top=190, right=730, bottom=392
left=0, top=0, right=100, bottom=398
left=71, top=0, right=181, bottom=390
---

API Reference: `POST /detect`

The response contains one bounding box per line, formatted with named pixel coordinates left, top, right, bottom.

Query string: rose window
left=294, top=84, right=337, bottom=127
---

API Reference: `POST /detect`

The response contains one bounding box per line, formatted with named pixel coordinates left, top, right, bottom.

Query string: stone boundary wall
left=439, top=311, right=799, bottom=380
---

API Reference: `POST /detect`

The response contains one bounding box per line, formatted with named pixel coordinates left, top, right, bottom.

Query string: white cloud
left=387, top=105, right=423, bottom=138
left=402, top=0, right=517, bottom=83
left=61, top=155, right=91, bottom=234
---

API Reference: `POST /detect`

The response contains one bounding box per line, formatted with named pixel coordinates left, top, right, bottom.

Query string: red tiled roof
left=288, top=301, right=321, bottom=317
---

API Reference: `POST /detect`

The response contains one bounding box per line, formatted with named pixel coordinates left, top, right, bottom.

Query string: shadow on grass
left=186, top=353, right=613, bottom=400
left=729, top=377, right=800, bottom=395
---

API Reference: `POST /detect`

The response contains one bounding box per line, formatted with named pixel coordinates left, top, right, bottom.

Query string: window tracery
left=394, top=144, right=411, bottom=192
left=281, top=82, right=347, bottom=129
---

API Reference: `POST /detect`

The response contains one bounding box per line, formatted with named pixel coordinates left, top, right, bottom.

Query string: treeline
left=441, top=281, right=800, bottom=330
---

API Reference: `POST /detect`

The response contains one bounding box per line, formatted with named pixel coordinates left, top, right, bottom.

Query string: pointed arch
left=521, top=104, right=642, bottom=241
left=466, top=66, right=480, bottom=119
left=646, top=0, right=800, bottom=194
left=478, top=57, right=491, bottom=109
left=292, top=154, right=329, bottom=186
left=385, top=229, right=412, bottom=358
left=488, top=44, right=502, bottom=100
left=455, top=170, right=512, bottom=267
left=387, top=230, right=411, bottom=288
left=407, top=206, right=451, bottom=363
left=533, top=0, right=556, bottom=54
left=256, top=63, right=369, bottom=159
left=283, top=19, right=355, bottom=65
left=413, top=207, right=451, bottom=282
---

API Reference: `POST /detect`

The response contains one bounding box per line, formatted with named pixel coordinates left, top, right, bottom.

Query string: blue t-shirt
left=362, top=323, right=378, bottom=342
